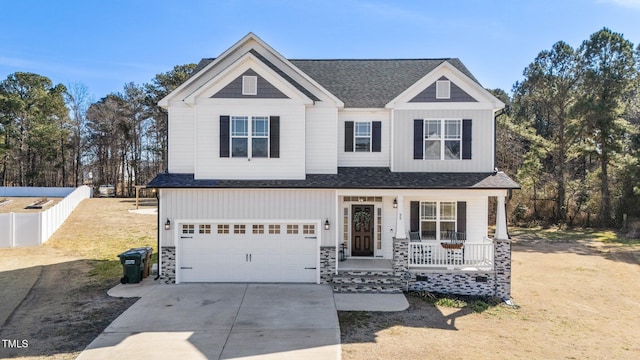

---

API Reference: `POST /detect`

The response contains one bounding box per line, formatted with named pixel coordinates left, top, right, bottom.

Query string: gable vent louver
left=242, top=75, right=258, bottom=95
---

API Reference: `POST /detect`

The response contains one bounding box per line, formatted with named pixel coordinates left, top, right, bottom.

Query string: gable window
left=242, top=75, right=258, bottom=95
left=436, top=80, right=451, bottom=99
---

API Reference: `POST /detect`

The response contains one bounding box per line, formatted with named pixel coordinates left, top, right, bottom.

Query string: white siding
left=160, top=189, right=336, bottom=247
left=194, top=99, right=306, bottom=180
left=392, top=109, right=494, bottom=172
left=403, top=191, right=490, bottom=243
left=168, top=105, right=195, bottom=173
left=338, top=110, right=390, bottom=167
left=306, top=106, right=338, bottom=174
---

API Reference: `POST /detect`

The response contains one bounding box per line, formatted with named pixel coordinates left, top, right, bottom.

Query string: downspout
left=154, top=188, right=161, bottom=280
left=493, top=106, right=508, bottom=171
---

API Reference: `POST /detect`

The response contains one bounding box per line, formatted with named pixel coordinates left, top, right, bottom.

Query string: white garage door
left=177, top=221, right=319, bottom=283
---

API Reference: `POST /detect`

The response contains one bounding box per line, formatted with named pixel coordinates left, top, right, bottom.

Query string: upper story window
left=230, top=116, right=269, bottom=158
left=354, top=122, right=371, bottom=152
left=221, top=115, right=280, bottom=159
left=436, top=80, right=451, bottom=99
left=242, top=75, right=258, bottom=95
left=424, top=119, right=461, bottom=160
left=344, top=121, right=381, bottom=153
left=414, top=118, right=471, bottom=161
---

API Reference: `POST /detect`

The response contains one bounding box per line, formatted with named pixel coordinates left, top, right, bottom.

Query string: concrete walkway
left=78, top=284, right=340, bottom=360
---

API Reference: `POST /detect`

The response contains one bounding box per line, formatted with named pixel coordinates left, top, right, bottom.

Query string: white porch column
left=495, top=195, right=508, bottom=240
left=395, top=196, right=407, bottom=239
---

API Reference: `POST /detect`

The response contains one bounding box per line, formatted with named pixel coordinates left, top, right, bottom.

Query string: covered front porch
left=335, top=189, right=511, bottom=273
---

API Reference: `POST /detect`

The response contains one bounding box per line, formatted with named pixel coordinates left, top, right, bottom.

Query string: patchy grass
left=46, top=198, right=157, bottom=282
left=409, top=291, right=503, bottom=313
left=510, top=226, right=640, bottom=245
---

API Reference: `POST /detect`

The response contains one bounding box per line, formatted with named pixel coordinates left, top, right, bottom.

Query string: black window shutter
left=372, top=121, right=381, bottom=152
left=270, top=116, right=280, bottom=158
left=462, top=119, right=472, bottom=159
left=457, top=201, right=467, bottom=234
left=220, top=115, right=230, bottom=158
left=413, top=119, right=424, bottom=159
left=344, top=121, right=354, bottom=152
left=410, top=201, right=420, bottom=232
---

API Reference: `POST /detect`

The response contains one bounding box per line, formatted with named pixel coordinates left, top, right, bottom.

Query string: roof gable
left=211, top=68, right=288, bottom=99
left=409, top=76, right=478, bottom=103
left=159, top=33, right=341, bottom=108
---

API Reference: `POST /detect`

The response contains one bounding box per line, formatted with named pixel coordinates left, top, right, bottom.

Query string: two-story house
left=148, top=33, right=519, bottom=299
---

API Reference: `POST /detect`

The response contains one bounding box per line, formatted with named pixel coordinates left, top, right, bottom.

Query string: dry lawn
left=0, top=198, right=157, bottom=359
left=340, top=233, right=640, bottom=360
left=0, top=198, right=62, bottom=213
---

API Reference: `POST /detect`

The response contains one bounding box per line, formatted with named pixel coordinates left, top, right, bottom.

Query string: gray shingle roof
left=188, top=56, right=480, bottom=108
left=290, top=59, right=478, bottom=108
left=148, top=168, right=519, bottom=190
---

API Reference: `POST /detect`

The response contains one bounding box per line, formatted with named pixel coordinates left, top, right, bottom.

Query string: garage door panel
left=178, top=222, right=318, bottom=283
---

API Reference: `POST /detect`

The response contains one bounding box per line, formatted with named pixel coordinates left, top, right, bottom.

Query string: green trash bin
left=118, top=248, right=145, bottom=284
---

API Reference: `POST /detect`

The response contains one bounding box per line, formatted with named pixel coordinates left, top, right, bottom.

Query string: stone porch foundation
left=393, top=238, right=512, bottom=300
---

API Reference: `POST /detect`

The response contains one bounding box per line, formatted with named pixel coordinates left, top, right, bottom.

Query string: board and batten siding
left=338, top=110, right=390, bottom=167
left=168, top=105, right=195, bottom=173
left=305, top=106, right=338, bottom=174
left=392, top=109, right=494, bottom=172
left=194, top=99, right=306, bottom=180
left=402, top=191, right=489, bottom=243
left=160, top=189, right=336, bottom=247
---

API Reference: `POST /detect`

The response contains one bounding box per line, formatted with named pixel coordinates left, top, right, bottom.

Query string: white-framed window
left=436, top=80, right=451, bottom=99
left=231, top=116, right=248, bottom=157
left=242, top=75, right=258, bottom=95
left=423, top=119, right=461, bottom=160
left=251, top=116, right=269, bottom=158
left=217, top=224, right=230, bottom=234
left=231, top=115, right=269, bottom=158
left=354, top=121, right=371, bottom=152
left=420, top=201, right=456, bottom=240
left=252, top=224, right=264, bottom=234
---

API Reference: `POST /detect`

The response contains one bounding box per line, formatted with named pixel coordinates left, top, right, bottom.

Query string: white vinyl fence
left=0, top=186, right=92, bottom=248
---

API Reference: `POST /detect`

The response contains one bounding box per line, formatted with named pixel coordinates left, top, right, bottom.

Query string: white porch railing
left=408, top=241, right=494, bottom=270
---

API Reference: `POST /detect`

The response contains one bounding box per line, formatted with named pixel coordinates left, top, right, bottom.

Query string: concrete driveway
left=77, top=284, right=340, bottom=359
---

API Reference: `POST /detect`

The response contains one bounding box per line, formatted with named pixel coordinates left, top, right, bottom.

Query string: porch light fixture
left=393, top=198, right=398, bottom=208
left=324, top=219, right=330, bottom=230
left=164, top=219, right=171, bottom=230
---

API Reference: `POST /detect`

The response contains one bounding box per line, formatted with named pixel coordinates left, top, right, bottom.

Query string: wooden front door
left=351, top=205, right=374, bottom=256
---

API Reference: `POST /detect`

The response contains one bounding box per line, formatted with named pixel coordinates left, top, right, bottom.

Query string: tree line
left=496, top=28, right=639, bottom=227
left=0, top=64, right=195, bottom=196
left=1, top=27, right=639, bottom=227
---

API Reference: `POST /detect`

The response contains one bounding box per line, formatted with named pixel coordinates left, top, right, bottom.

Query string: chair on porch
left=409, top=232, right=432, bottom=265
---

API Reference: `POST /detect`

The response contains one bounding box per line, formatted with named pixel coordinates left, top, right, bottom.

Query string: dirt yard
left=340, top=235, right=640, bottom=359
left=0, top=198, right=156, bottom=359
left=2, top=200, right=639, bottom=359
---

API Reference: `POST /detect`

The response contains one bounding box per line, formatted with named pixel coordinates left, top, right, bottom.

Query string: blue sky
left=1, top=0, right=639, bottom=100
